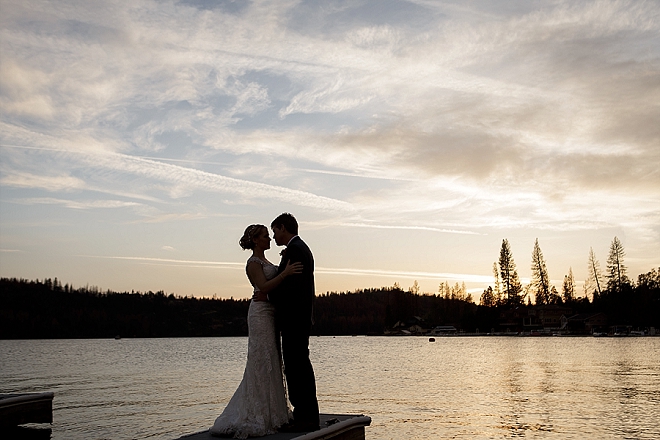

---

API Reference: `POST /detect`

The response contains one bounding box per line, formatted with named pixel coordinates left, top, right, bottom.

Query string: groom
left=269, top=213, right=320, bottom=432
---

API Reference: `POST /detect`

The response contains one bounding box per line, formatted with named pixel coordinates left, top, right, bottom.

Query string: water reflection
left=0, top=337, right=659, bottom=439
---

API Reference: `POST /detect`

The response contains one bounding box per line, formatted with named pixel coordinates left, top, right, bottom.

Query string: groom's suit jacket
left=269, top=236, right=315, bottom=333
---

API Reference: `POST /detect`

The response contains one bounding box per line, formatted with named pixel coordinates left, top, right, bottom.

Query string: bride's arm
left=247, top=260, right=302, bottom=296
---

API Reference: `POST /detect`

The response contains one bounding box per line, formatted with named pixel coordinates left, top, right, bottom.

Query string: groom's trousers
left=281, top=330, right=320, bottom=426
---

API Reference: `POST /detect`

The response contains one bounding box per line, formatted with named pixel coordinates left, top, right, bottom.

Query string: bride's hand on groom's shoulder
left=282, top=261, right=303, bottom=277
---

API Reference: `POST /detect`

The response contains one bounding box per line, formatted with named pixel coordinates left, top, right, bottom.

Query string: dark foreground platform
left=0, top=392, right=54, bottom=427
left=177, top=414, right=371, bottom=440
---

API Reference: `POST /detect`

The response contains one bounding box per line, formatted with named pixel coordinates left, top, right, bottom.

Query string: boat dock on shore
left=177, top=413, right=371, bottom=440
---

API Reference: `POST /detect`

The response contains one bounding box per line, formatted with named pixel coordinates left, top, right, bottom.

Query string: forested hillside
left=1, top=271, right=658, bottom=339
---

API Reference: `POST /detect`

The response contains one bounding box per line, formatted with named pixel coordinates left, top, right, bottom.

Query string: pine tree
left=607, top=237, right=630, bottom=292
left=492, top=262, right=502, bottom=305
left=548, top=286, right=561, bottom=304
left=480, top=286, right=496, bottom=307
left=530, top=238, right=550, bottom=305
left=562, top=267, right=575, bottom=303
left=438, top=281, right=450, bottom=299
left=450, top=282, right=467, bottom=301
left=499, top=239, right=523, bottom=306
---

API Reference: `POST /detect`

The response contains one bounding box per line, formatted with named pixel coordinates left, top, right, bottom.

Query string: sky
left=1, top=0, right=659, bottom=300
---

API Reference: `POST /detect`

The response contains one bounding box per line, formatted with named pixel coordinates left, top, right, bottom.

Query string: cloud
left=307, top=221, right=482, bottom=236
left=279, top=76, right=375, bottom=117
left=79, top=255, right=244, bottom=268
left=1, top=0, right=658, bottom=240
left=1, top=0, right=658, bottom=299
left=84, top=152, right=355, bottom=211
left=11, top=197, right=142, bottom=210
left=0, top=60, right=55, bottom=120
left=0, top=172, right=86, bottom=192
left=0, top=145, right=354, bottom=212
left=339, top=222, right=481, bottom=235
left=75, top=253, right=491, bottom=284
left=315, top=266, right=492, bottom=284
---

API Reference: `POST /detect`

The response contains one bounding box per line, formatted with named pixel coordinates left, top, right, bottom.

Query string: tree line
left=1, top=235, right=658, bottom=338
left=0, top=279, right=252, bottom=338
left=475, top=236, right=659, bottom=331
left=1, top=277, right=484, bottom=338
left=479, top=236, right=655, bottom=308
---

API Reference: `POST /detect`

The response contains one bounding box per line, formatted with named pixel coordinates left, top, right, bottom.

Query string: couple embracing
left=210, top=213, right=320, bottom=438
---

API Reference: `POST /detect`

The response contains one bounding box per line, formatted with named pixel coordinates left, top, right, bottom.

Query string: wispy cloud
left=74, top=254, right=492, bottom=284
left=78, top=255, right=244, bottom=268
left=87, top=153, right=355, bottom=211
left=315, top=266, right=492, bottom=284
left=12, top=197, right=141, bottom=210
left=0, top=171, right=86, bottom=192
left=331, top=222, right=481, bottom=236
left=1, top=0, right=658, bottom=297
left=1, top=145, right=354, bottom=211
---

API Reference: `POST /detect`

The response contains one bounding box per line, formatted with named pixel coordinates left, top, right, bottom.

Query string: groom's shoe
left=277, top=421, right=320, bottom=433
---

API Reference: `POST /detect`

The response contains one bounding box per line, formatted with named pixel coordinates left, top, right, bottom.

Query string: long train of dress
left=210, top=259, right=291, bottom=438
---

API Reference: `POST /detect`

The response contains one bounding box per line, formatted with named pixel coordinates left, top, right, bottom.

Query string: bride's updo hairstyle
left=239, top=224, right=266, bottom=250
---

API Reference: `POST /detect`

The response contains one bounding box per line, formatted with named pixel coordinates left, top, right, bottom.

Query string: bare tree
left=530, top=238, right=550, bottom=305
left=607, top=237, right=630, bottom=292
left=585, top=247, right=604, bottom=300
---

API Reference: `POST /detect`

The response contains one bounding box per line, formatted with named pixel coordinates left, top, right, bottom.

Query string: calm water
left=1, top=336, right=659, bottom=439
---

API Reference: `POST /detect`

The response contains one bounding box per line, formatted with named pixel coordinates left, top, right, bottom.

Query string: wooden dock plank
left=0, top=392, right=54, bottom=427
left=177, top=414, right=371, bottom=440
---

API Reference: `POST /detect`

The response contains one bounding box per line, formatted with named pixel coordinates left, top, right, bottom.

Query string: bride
left=210, top=224, right=301, bottom=438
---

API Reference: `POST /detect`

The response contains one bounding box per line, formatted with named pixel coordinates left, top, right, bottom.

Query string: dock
left=0, top=392, right=54, bottom=427
left=177, top=413, right=371, bottom=440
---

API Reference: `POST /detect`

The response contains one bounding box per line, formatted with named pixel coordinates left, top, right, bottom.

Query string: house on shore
left=428, top=325, right=457, bottom=335
left=565, top=313, right=608, bottom=335
left=499, top=305, right=574, bottom=334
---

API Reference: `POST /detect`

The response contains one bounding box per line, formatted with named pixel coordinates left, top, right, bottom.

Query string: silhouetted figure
left=268, top=213, right=320, bottom=432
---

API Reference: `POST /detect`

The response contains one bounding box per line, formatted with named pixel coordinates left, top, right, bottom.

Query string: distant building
left=429, top=325, right=457, bottom=335
left=566, top=313, right=608, bottom=334
left=408, top=324, right=426, bottom=335
left=498, top=306, right=529, bottom=332
left=386, top=318, right=427, bottom=335
left=535, top=305, right=573, bottom=330
left=498, top=305, right=574, bottom=333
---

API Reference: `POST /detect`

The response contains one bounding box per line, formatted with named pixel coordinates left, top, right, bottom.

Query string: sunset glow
left=1, top=0, right=658, bottom=298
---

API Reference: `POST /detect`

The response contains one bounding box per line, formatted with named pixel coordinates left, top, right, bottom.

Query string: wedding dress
left=210, top=257, right=291, bottom=438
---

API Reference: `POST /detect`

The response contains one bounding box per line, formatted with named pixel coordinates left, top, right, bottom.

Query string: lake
left=1, top=336, right=659, bottom=439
